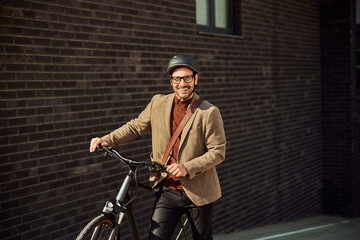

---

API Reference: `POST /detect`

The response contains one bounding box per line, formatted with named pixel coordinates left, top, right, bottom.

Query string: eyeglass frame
left=170, top=75, right=195, bottom=84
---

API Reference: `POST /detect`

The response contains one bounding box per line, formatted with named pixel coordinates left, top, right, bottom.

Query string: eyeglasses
left=171, top=75, right=194, bottom=84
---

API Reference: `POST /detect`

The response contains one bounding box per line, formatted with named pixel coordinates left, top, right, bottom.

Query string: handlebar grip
left=98, top=145, right=113, bottom=157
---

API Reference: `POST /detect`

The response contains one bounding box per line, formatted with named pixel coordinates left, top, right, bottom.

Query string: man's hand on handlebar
left=167, top=163, right=188, bottom=177
left=90, top=137, right=110, bottom=152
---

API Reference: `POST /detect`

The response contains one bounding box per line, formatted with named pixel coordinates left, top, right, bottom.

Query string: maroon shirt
left=163, top=96, right=193, bottom=191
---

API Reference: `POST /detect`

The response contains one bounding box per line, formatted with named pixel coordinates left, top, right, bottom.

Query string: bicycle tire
left=76, top=214, right=119, bottom=240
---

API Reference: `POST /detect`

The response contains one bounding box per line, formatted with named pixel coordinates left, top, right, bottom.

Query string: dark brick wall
left=1, top=0, right=326, bottom=239
left=214, top=0, right=323, bottom=231
left=321, top=0, right=360, bottom=217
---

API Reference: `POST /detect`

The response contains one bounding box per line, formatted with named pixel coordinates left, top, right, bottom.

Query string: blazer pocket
left=186, top=126, right=205, bottom=150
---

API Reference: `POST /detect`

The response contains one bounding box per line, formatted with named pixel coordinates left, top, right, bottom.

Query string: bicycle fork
left=108, top=211, right=125, bottom=240
left=108, top=205, right=140, bottom=240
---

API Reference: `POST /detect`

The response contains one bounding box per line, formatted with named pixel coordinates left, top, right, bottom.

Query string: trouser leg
left=183, top=193, right=213, bottom=240
left=149, top=188, right=183, bottom=240
left=148, top=186, right=214, bottom=240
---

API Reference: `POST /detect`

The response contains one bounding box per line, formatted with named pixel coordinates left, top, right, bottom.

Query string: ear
left=195, top=74, right=198, bottom=85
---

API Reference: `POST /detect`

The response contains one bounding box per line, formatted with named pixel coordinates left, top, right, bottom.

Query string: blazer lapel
left=163, top=93, right=174, bottom=142
left=178, top=94, right=201, bottom=150
left=179, top=110, right=198, bottom=149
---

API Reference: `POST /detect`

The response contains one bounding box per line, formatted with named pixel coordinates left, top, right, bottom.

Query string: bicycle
left=75, top=146, right=191, bottom=240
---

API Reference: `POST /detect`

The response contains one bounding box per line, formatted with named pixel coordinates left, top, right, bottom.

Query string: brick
left=29, top=132, right=46, bottom=141
left=6, top=64, right=25, bottom=71
left=17, top=90, right=36, bottom=98
left=18, top=125, right=36, bottom=134
left=5, top=45, right=23, bottom=53
left=17, top=73, right=35, bottom=80
left=36, top=107, right=54, bottom=115
left=9, top=135, right=27, bottom=144
left=38, top=173, right=56, bottom=182
left=0, top=109, right=17, bottom=117
left=0, top=136, right=9, bottom=145
left=18, top=108, right=36, bottom=116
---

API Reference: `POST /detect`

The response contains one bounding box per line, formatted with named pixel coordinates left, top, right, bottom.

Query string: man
left=90, top=54, right=226, bottom=240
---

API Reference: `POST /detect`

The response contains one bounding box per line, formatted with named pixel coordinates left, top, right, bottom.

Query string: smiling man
left=90, top=54, right=226, bottom=240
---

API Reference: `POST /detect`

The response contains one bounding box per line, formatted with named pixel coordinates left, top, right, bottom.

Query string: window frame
left=196, top=0, right=236, bottom=36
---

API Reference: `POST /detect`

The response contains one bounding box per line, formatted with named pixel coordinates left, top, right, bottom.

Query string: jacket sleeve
left=183, top=107, right=226, bottom=179
left=101, top=97, right=154, bottom=147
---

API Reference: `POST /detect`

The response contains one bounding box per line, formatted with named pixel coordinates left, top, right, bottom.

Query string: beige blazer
left=101, top=93, right=226, bottom=206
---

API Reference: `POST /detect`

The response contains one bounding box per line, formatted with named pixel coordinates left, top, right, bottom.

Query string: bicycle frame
left=100, top=169, right=141, bottom=240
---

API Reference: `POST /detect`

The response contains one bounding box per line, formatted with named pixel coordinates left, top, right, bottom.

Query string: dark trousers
left=148, top=186, right=213, bottom=240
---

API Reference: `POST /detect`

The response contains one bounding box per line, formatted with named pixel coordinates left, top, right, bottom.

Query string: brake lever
left=150, top=162, right=171, bottom=175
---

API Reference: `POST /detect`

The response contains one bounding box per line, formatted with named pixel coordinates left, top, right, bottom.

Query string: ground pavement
left=213, top=215, right=360, bottom=240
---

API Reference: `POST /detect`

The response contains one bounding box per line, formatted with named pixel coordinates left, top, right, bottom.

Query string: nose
left=178, top=78, right=188, bottom=86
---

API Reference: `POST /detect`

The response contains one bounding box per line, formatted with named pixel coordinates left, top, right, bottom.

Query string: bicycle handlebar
left=98, top=146, right=170, bottom=175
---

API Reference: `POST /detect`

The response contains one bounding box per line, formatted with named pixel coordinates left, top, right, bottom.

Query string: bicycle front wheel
left=76, top=214, right=118, bottom=240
